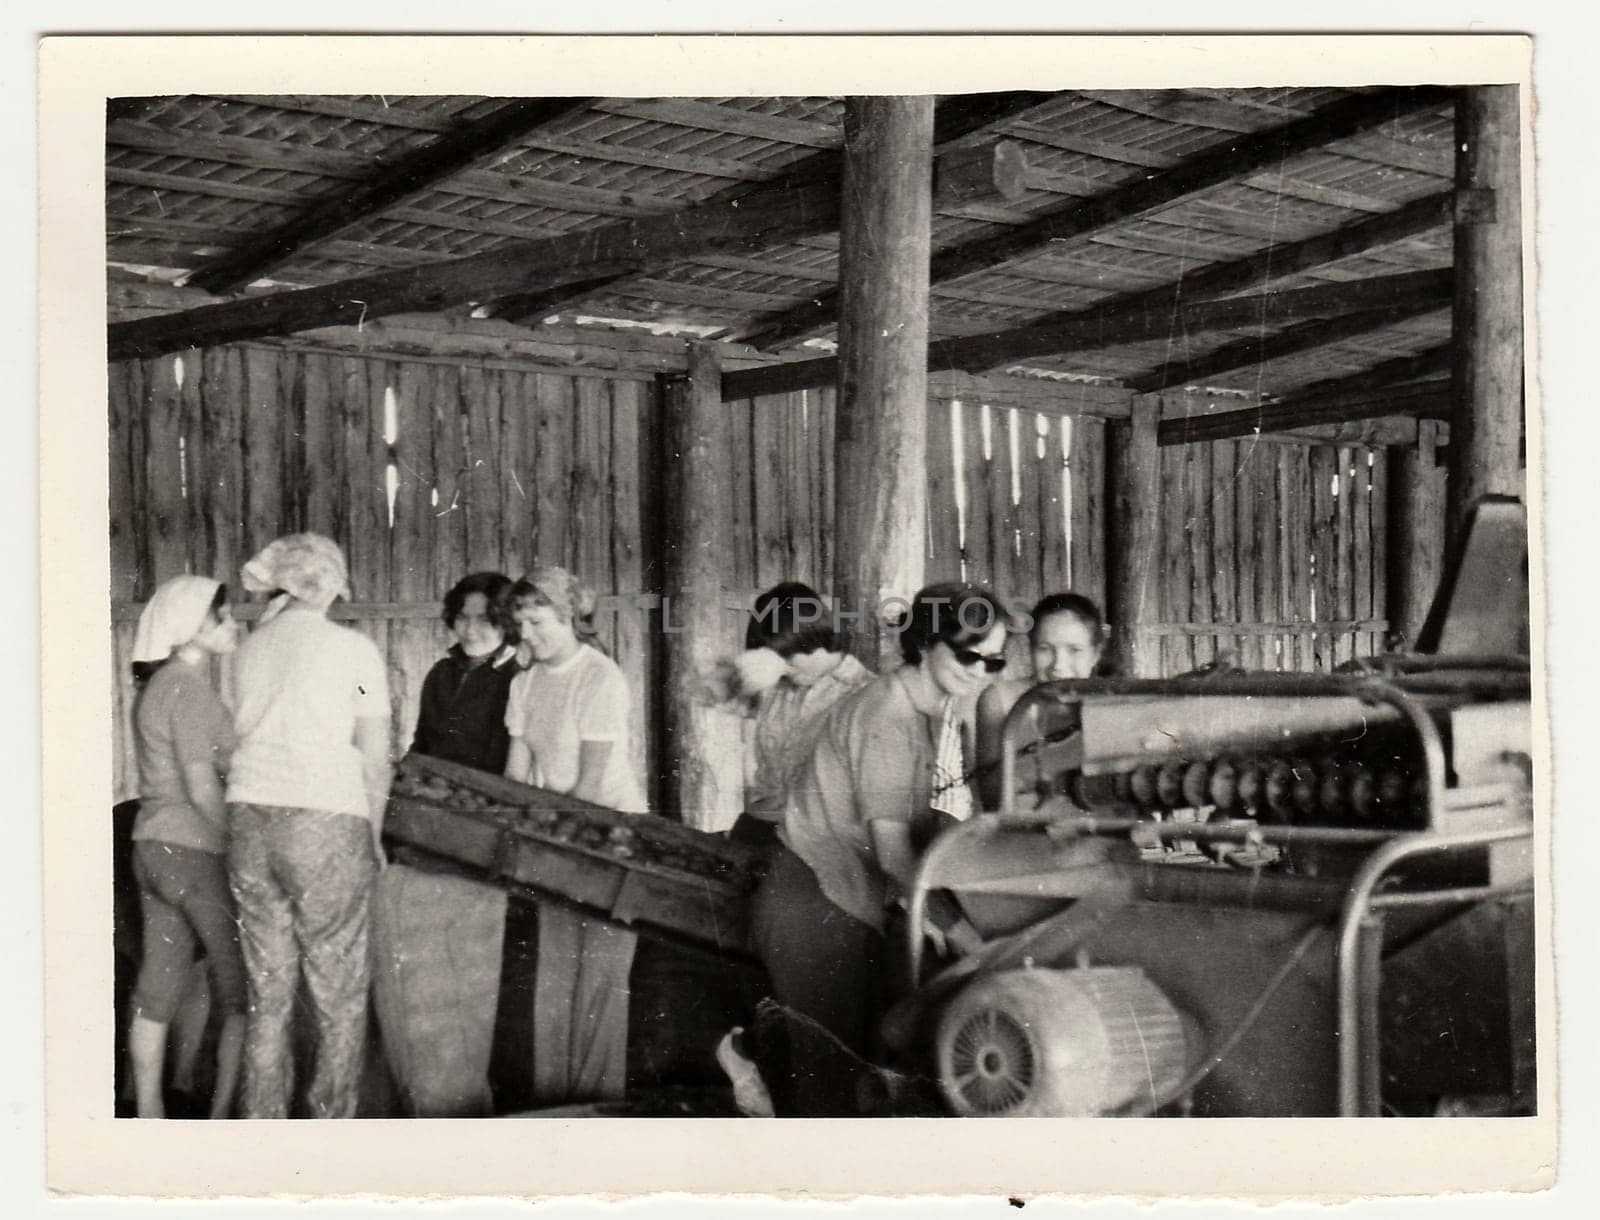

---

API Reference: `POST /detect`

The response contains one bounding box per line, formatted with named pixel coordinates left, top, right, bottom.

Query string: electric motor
left=935, top=965, right=1201, bottom=1117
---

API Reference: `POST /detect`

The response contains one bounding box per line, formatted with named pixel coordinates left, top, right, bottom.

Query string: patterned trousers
left=227, top=803, right=376, bottom=1119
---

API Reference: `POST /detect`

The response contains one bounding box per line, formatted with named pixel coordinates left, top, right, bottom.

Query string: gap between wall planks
left=106, top=347, right=1386, bottom=803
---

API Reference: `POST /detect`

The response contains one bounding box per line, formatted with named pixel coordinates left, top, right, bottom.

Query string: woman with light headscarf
left=127, top=575, right=246, bottom=1118
left=225, top=533, right=392, bottom=1119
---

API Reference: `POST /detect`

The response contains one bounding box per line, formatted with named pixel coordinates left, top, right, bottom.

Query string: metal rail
left=1334, top=824, right=1534, bottom=1116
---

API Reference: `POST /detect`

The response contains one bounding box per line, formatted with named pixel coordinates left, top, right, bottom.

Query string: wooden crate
left=383, top=753, right=764, bottom=954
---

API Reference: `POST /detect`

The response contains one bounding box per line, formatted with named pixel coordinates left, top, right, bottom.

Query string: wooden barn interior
left=105, top=86, right=1532, bottom=1120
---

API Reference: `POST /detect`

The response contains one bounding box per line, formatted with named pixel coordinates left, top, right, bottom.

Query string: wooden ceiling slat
left=109, top=118, right=387, bottom=179
left=205, top=94, right=460, bottom=133
left=1323, top=130, right=1454, bottom=176
left=1238, top=173, right=1405, bottom=214
left=107, top=165, right=306, bottom=207
left=186, top=98, right=596, bottom=293
left=1079, top=88, right=1317, bottom=134
left=1004, top=121, right=1185, bottom=169
left=509, top=133, right=773, bottom=182
left=737, top=86, right=1455, bottom=352
left=592, top=98, right=842, bottom=149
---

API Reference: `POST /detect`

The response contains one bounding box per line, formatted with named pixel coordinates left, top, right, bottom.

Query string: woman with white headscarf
left=128, top=575, right=246, bottom=1118
left=225, top=533, right=392, bottom=1119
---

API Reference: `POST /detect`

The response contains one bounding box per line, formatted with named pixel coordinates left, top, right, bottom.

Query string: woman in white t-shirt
left=503, top=566, right=645, bottom=813
left=225, top=533, right=391, bottom=1120
left=501, top=566, right=643, bottom=1105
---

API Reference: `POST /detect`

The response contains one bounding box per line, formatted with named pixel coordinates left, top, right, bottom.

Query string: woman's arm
left=505, top=737, right=534, bottom=785
left=180, top=762, right=228, bottom=828
left=573, top=740, right=614, bottom=806
left=868, top=819, right=920, bottom=899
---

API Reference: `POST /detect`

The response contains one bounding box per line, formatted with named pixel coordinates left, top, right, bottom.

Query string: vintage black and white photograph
left=37, top=31, right=1554, bottom=1200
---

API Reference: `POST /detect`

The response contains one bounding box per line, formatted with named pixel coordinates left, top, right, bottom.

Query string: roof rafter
left=486, top=91, right=1058, bottom=325
left=720, top=268, right=1451, bottom=400
left=1124, top=301, right=1445, bottom=393
left=107, top=172, right=844, bottom=361
left=738, top=85, right=1455, bottom=352
left=182, top=97, right=595, bottom=294
left=971, top=190, right=1452, bottom=375
left=1157, top=378, right=1452, bottom=446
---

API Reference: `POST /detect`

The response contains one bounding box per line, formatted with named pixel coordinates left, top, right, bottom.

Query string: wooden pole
left=1448, top=85, right=1525, bottom=541
left=1387, top=419, right=1448, bottom=648
left=1106, top=395, right=1162, bottom=676
left=832, top=96, right=935, bottom=668
left=659, top=343, right=742, bottom=830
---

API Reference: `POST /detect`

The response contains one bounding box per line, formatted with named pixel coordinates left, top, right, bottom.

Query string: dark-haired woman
left=750, top=583, right=1006, bottom=1104
left=127, top=575, right=247, bottom=1118
left=727, top=582, right=874, bottom=850
left=410, top=572, right=520, bottom=774
left=974, top=592, right=1107, bottom=810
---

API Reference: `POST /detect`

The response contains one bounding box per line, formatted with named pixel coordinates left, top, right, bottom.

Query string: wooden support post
left=1387, top=419, right=1448, bottom=648
left=659, top=343, right=742, bottom=831
left=1448, top=85, right=1525, bottom=541
left=1106, top=395, right=1162, bottom=677
left=832, top=97, right=935, bottom=668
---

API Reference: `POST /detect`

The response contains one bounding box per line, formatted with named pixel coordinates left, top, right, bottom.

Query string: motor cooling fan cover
left=935, top=965, right=1199, bottom=1117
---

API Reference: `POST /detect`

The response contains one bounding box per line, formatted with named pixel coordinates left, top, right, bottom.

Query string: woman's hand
left=734, top=647, right=791, bottom=697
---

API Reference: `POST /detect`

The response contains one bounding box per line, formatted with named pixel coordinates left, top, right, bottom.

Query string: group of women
left=126, top=531, right=633, bottom=1117
left=127, top=521, right=1104, bottom=1118
left=735, top=582, right=1106, bottom=1112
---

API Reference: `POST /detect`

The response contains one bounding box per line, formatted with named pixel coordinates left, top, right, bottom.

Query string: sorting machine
left=894, top=498, right=1537, bottom=1118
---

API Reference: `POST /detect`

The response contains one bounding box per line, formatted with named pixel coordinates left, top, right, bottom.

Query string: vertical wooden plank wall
left=108, top=349, right=660, bottom=805
left=1142, top=438, right=1391, bottom=676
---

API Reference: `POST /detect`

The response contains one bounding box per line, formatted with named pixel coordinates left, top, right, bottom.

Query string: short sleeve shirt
left=134, top=660, right=238, bottom=854
left=225, top=607, right=391, bottom=819
left=780, top=670, right=942, bottom=931
left=503, top=645, right=647, bottom=813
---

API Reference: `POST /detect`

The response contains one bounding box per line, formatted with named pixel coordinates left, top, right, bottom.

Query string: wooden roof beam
left=1157, top=379, right=1452, bottom=446
left=107, top=172, right=845, bottom=361
left=738, top=86, right=1455, bottom=352
left=183, top=97, right=595, bottom=295
left=486, top=91, right=1055, bottom=325
left=1265, top=343, right=1454, bottom=406
left=721, top=267, right=1451, bottom=400
left=1124, top=300, right=1445, bottom=393
left=974, top=190, right=1451, bottom=373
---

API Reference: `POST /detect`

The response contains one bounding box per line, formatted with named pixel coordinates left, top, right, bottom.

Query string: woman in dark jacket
left=410, top=572, right=521, bottom=773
